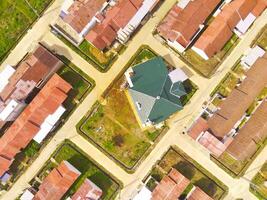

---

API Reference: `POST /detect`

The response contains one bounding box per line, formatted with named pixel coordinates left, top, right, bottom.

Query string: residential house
left=0, top=74, right=72, bottom=180
left=193, top=0, right=267, bottom=60
left=125, top=57, right=189, bottom=126
left=157, top=0, right=221, bottom=52
left=33, top=161, right=80, bottom=200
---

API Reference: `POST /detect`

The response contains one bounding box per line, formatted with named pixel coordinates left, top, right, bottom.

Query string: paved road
left=1, top=1, right=267, bottom=200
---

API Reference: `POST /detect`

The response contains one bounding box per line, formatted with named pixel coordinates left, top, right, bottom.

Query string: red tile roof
left=151, top=168, right=190, bottom=200
left=187, top=187, right=213, bottom=200
left=0, top=74, right=71, bottom=177
left=227, top=98, right=267, bottom=160
left=85, top=0, right=143, bottom=50
left=188, top=117, right=209, bottom=140
left=33, top=161, right=80, bottom=200
left=157, top=0, right=221, bottom=48
left=62, top=0, right=107, bottom=33
left=207, top=54, right=267, bottom=139
left=71, top=178, right=102, bottom=200
left=0, top=46, right=61, bottom=102
left=194, top=0, right=266, bottom=58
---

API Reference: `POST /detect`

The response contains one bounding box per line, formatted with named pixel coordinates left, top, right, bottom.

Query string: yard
left=254, top=25, right=267, bottom=50
left=31, top=141, right=120, bottom=200
left=250, top=162, right=267, bottom=200
left=148, top=147, right=228, bottom=200
left=0, top=0, right=52, bottom=62
left=182, top=34, right=239, bottom=77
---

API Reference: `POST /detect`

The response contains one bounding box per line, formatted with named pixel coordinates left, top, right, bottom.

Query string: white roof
left=20, top=190, right=34, bottom=200
left=33, top=105, right=66, bottom=143
left=133, top=187, right=152, bottom=200
left=0, top=65, right=15, bottom=93
left=177, top=0, right=191, bottom=9
left=168, top=68, right=188, bottom=83
left=0, top=100, right=18, bottom=121
left=61, top=0, right=74, bottom=14
left=241, top=46, right=265, bottom=67
left=236, top=13, right=256, bottom=34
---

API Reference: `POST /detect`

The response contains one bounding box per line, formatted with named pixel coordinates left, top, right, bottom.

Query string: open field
left=147, top=147, right=228, bottom=200
left=30, top=141, right=120, bottom=200
left=250, top=162, right=267, bottom=200
left=0, top=0, right=52, bottom=63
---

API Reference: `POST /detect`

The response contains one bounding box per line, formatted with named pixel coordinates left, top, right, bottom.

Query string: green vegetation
left=180, top=80, right=198, bottom=106
left=254, top=25, right=267, bottom=50
left=53, top=32, right=117, bottom=72
left=0, top=0, right=52, bottom=63
left=180, top=183, right=194, bottom=199
left=182, top=34, right=239, bottom=77
left=33, top=141, right=120, bottom=200
left=150, top=147, right=228, bottom=200
left=250, top=162, right=267, bottom=199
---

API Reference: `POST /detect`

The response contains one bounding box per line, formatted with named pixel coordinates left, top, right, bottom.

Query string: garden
left=254, top=25, right=267, bottom=50
left=146, top=146, right=228, bottom=200
left=0, top=0, right=53, bottom=63
left=30, top=141, right=120, bottom=200
left=250, top=162, right=267, bottom=200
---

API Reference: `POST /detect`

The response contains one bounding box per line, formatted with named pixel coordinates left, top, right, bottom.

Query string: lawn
left=182, top=34, right=239, bottom=77
left=32, top=141, right=120, bottom=200
left=250, top=162, right=267, bottom=200
left=0, top=0, right=52, bottom=62
left=255, top=25, right=267, bottom=50
left=148, top=147, right=228, bottom=200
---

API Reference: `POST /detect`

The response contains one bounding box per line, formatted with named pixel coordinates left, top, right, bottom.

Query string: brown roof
left=0, top=74, right=71, bottom=177
left=188, top=117, right=209, bottom=140
left=208, top=55, right=267, bottom=139
left=71, top=178, right=102, bottom=200
left=157, top=0, right=221, bottom=48
left=187, top=187, right=213, bottom=200
left=33, top=161, right=80, bottom=200
left=85, top=0, right=143, bottom=50
left=227, top=99, right=267, bottom=160
left=0, top=46, right=61, bottom=102
left=151, top=168, right=190, bottom=200
left=62, top=0, right=107, bottom=33
left=194, top=0, right=265, bottom=58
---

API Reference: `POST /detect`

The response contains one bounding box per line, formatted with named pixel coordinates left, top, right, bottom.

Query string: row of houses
left=0, top=46, right=72, bottom=183
left=20, top=160, right=102, bottom=200
left=133, top=168, right=213, bottom=200
left=157, top=0, right=267, bottom=60
left=55, top=0, right=160, bottom=50
left=188, top=51, right=267, bottom=161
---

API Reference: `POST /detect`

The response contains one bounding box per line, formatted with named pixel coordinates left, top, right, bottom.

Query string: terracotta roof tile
left=71, top=179, right=102, bottom=200
left=188, top=187, right=213, bottom=200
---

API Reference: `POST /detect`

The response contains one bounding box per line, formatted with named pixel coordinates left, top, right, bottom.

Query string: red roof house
left=187, top=187, right=213, bottom=200
left=0, top=74, right=72, bottom=177
left=157, top=0, right=221, bottom=51
left=33, top=161, right=80, bottom=200
left=71, top=178, right=102, bottom=200
left=193, top=0, right=267, bottom=59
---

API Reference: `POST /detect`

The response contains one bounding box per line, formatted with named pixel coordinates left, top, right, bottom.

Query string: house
left=132, top=187, right=152, bottom=200
left=85, top=0, right=159, bottom=50
left=0, top=74, right=72, bottom=179
left=151, top=168, right=213, bottom=200
left=157, top=0, right=221, bottom=52
left=33, top=161, right=80, bottom=200
left=125, top=57, right=189, bottom=126
left=70, top=178, right=102, bottom=200
left=241, top=45, right=265, bottom=68
left=56, top=0, right=159, bottom=49
left=0, top=45, right=62, bottom=128
left=193, top=0, right=267, bottom=60
left=188, top=53, right=267, bottom=160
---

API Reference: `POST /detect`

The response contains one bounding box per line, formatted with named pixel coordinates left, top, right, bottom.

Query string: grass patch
left=182, top=34, right=239, bottom=77
left=32, top=141, right=120, bottom=200
left=250, top=162, right=267, bottom=199
left=0, top=0, right=53, bottom=63
left=149, top=147, right=228, bottom=200
left=254, top=25, right=267, bottom=50
left=53, top=31, right=117, bottom=72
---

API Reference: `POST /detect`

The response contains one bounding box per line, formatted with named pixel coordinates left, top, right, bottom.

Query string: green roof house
left=125, top=57, right=189, bottom=126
